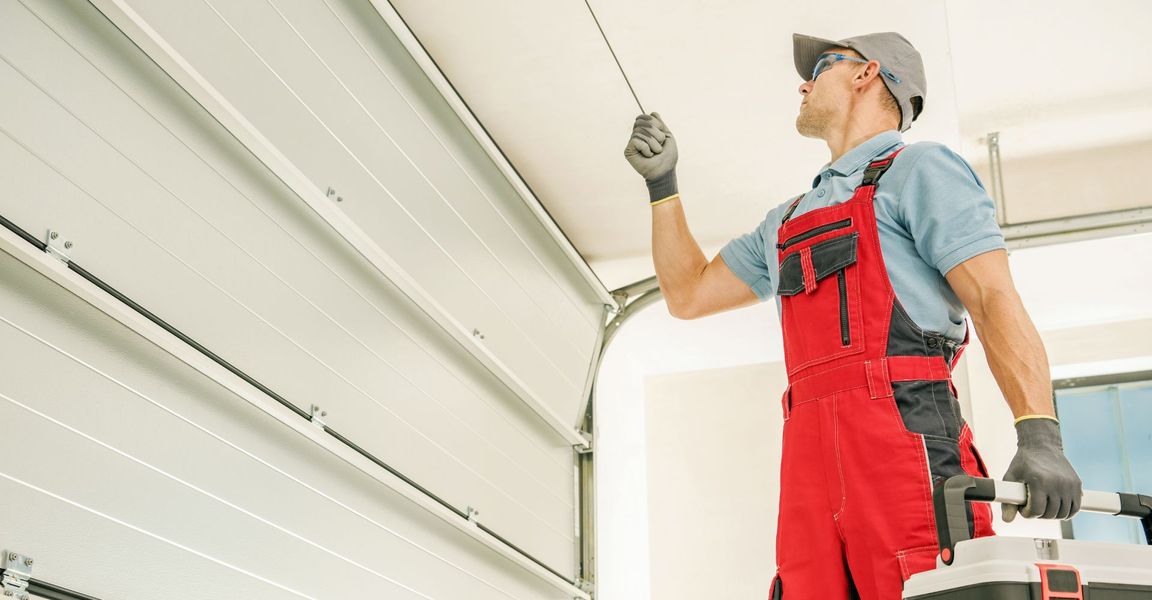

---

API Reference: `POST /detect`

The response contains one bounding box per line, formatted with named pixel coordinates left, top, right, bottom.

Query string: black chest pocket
left=778, top=233, right=863, bottom=372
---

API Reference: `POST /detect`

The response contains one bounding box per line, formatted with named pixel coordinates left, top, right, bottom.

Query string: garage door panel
left=0, top=251, right=574, bottom=599
left=118, top=0, right=600, bottom=415
left=1, top=0, right=591, bottom=584
left=0, top=105, right=576, bottom=571
left=271, top=0, right=601, bottom=338
left=197, top=0, right=594, bottom=378
left=0, top=0, right=599, bottom=589
left=0, top=6, right=575, bottom=478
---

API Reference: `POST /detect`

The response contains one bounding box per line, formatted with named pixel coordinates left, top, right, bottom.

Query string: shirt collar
left=816, top=130, right=904, bottom=181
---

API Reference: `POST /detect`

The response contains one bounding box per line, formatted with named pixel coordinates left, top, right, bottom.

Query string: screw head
left=5, top=590, right=14, bottom=597
left=24, top=558, right=32, bottom=566
left=336, top=196, right=343, bottom=202
left=321, top=411, right=327, bottom=417
left=49, top=231, right=58, bottom=239
left=6, top=553, right=14, bottom=561
left=63, top=241, right=73, bottom=249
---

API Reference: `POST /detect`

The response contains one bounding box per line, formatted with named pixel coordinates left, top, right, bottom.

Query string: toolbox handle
left=933, top=475, right=1152, bottom=565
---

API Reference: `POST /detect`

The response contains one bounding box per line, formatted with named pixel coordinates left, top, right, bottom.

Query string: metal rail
left=986, top=132, right=1008, bottom=225
left=1003, top=206, right=1152, bottom=249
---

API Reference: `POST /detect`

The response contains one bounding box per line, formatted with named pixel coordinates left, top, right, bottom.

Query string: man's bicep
left=684, top=253, right=762, bottom=318
left=944, top=249, right=1014, bottom=320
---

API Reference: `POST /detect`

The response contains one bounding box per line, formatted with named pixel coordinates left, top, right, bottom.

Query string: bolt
left=336, top=196, right=343, bottom=202
left=23, top=558, right=32, bottom=566
left=49, top=231, right=58, bottom=240
left=63, top=241, right=73, bottom=249
left=321, top=411, right=327, bottom=417
left=5, top=590, right=13, bottom=597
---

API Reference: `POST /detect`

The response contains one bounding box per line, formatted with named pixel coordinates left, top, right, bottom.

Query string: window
left=1054, top=372, right=1152, bottom=545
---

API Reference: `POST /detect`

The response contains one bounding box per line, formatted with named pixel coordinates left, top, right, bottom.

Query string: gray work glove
left=624, top=112, right=678, bottom=203
left=1001, top=418, right=1083, bottom=522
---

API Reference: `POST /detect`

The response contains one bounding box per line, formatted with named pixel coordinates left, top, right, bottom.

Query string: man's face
left=795, top=48, right=860, bottom=139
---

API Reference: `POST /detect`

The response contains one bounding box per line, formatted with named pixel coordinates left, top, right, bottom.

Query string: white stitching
left=832, top=394, right=847, bottom=520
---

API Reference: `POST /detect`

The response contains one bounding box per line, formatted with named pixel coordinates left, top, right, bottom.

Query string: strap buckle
left=860, top=148, right=906, bottom=187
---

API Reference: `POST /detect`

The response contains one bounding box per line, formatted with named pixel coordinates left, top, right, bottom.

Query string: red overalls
left=768, top=150, right=994, bottom=599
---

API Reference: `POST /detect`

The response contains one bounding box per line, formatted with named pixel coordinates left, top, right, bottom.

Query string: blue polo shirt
left=719, top=131, right=1004, bottom=342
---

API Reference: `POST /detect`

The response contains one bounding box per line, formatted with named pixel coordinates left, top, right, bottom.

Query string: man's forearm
left=970, top=288, right=1055, bottom=418
left=949, top=251, right=1081, bottom=519
left=651, top=198, right=708, bottom=313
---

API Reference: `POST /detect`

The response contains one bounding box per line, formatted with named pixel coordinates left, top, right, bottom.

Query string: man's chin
left=795, top=118, right=823, bottom=139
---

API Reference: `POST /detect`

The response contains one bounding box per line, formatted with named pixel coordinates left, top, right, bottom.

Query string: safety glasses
left=811, top=53, right=902, bottom=84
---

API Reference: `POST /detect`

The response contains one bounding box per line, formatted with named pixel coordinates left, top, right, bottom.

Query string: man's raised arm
left=625, top=113, right=760, bottom=319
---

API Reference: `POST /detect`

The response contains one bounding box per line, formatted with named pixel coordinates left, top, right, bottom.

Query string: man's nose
left=798, top=80, right=812, bottom=95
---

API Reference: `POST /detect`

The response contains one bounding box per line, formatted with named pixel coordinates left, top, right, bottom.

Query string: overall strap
left=859, top=147, right=906, bottom=188
left=779, top=194, right=805, bottom=223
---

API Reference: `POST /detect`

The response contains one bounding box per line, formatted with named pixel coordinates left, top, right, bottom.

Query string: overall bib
left=768, top=150, right=994, bottom=599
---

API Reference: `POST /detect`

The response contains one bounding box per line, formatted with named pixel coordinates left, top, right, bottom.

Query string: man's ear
left=853, top=60, right=882, bottom=90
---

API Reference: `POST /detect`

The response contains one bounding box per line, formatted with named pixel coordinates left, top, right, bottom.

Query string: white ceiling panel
left=390, top=0, right=961, bottom=264
left=946, top=0, right=1152, bottom=157
left=390, top=0, right=1149, bottom=286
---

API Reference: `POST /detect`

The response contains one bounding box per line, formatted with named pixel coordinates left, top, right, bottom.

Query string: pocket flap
left=778, top=234, right=857, bottom=296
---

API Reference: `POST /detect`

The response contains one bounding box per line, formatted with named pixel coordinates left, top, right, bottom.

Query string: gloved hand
left=624, top=112, right=678, bottom=203
left=1001, top=417, right=1083, bottom=522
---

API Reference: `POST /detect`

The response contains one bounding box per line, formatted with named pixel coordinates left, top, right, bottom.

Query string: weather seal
left=84, top=0, right=589, bottom=450
left=0, top=217, right=587, bottom=600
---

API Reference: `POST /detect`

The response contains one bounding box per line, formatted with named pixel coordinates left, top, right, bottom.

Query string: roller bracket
left=574, top=431, right=593, bottom=454
left=1, top=551, right=32, bottom=600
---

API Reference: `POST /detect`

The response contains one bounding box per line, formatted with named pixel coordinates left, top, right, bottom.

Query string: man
left=624, top=32, right=1083, bottom=599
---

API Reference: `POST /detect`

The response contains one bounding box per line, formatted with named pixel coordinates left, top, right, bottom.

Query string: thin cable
left=583, top=0, right=645, bottom=114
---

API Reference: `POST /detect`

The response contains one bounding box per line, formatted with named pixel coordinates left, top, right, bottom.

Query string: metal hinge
left=309, top=404, right=327, bottom=428
left=1, top=551, right=32, bottom=600
left=44, top=230, right=73, bottom=264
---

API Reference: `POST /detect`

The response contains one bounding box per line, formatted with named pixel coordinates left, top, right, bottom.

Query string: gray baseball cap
left=793, top=32, right=926, bottom=132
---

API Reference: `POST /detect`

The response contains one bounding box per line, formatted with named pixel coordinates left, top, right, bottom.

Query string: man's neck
left=825, top=122, right=897, bottom=164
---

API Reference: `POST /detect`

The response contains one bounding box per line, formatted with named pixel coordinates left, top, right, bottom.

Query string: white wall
left=645, top=362, right=787, bottom=600
left=594, top=296, right=783, bottom=600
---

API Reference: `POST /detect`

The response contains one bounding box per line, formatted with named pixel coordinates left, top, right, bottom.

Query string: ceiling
left=389, top=0, right=1152, bottom=290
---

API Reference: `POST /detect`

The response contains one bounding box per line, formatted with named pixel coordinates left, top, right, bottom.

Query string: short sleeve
left=895, top=143, right=1006, bottom=275
left=719, top=206, right=778, bottom=301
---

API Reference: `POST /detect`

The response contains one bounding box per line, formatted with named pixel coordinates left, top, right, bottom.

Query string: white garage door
left=0, top=1, right=608, bottom=598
